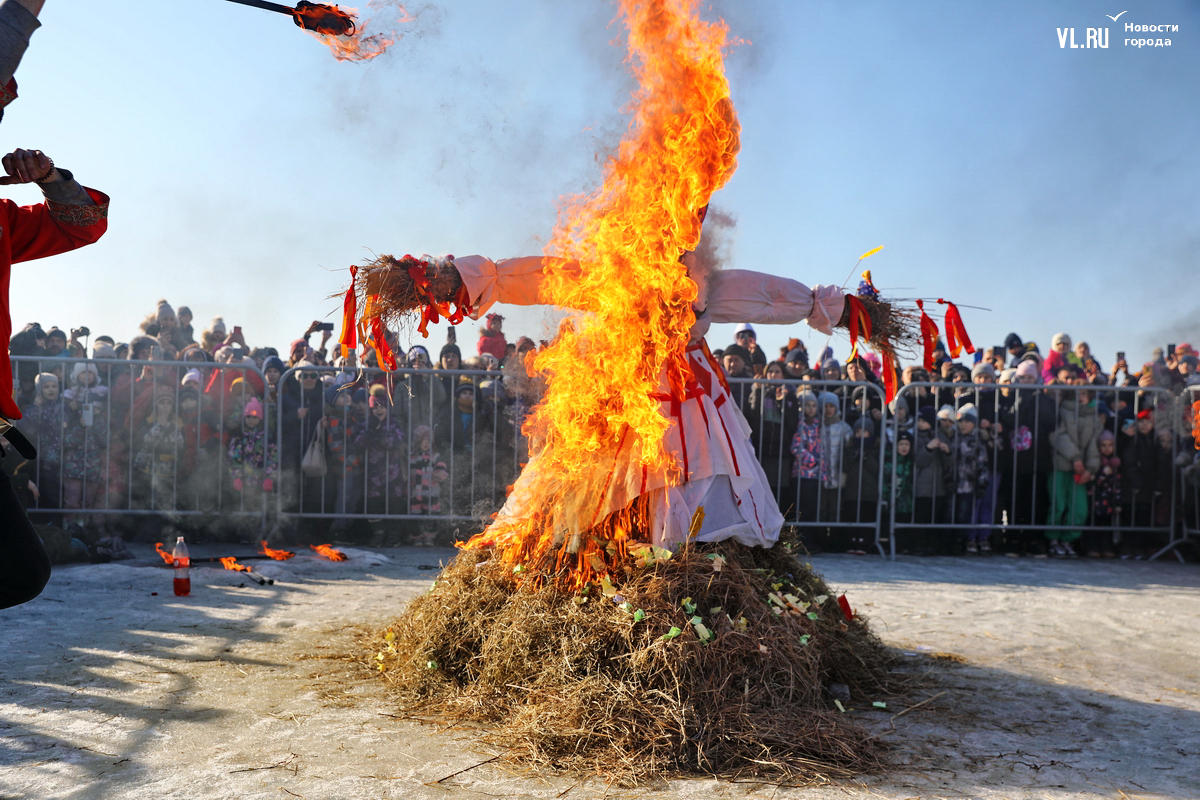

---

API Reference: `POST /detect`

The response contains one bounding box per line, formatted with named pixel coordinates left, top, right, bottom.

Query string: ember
left=154, top=542, right=174, bottom=565
left=310, top=543, right=347, bottom=561
left=259, top=541, right=296, bottom=560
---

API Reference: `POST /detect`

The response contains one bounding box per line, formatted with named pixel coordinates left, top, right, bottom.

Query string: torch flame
left=466, top=0, right=740, bottom=591
left=310, top=544, right=348, bottom=561
left=154, top=542, right=174, bottom=565
left=219, top=556, right=252, bottom=573
left=259, top=541, right=296, bottom=560
left=295, top=0, right=411, bottom=62
left=292, top=0, right=356, bottom=36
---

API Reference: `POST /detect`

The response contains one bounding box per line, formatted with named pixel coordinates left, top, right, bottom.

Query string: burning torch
left=222, top=0, right=357, bottom=36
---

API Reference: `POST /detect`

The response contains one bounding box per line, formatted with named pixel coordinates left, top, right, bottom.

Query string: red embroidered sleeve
left=47, top=198, right=109, bottom=228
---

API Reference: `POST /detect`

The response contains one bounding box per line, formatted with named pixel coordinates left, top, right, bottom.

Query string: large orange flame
left=466, top=0, right=740, bottom=590
left=219, top=556, right=252, bottom=573
left=154, top=542, right=174, bottom=566
left=259, top=541, right=296, bottom=561
left=310, top=544, right=348, bottom=561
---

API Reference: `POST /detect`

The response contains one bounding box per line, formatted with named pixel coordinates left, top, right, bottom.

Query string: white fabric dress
left=453, top=255, right=844, bottom=549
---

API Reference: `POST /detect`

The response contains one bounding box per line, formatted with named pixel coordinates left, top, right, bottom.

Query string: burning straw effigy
left=359, top=0, right=917, bottom=782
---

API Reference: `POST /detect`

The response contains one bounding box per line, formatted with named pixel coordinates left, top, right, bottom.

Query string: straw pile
left=370, top=537, right=897, bottom=783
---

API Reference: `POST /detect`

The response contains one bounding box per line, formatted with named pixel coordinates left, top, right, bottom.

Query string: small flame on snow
left=259, top=541, right=296, bottom=561
left=220, top=557, right=252, bottom=573
left=154, top=542, right=174, bottom=565
left=311, top=544, right=348, bottom=561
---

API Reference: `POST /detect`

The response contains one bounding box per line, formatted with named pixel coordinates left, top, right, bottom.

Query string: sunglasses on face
left=301, top=372, right=319, bottom=379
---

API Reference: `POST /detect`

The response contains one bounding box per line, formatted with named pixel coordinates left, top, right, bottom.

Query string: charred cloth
left=369, top=537, right=898, bottom=784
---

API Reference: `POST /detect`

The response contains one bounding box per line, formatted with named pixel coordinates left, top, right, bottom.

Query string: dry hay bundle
left=370, top=538, right=897, bottom=783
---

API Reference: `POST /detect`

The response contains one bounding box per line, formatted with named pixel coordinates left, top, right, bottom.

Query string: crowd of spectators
left=4, top=299, right=1198, bottom=561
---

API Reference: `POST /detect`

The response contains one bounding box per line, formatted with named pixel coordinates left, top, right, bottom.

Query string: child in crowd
left=22, top=373, right=66, bottom=525
left=817, top=392, right=853, bottom=549
left=789, top=390, right=823, bottom=526
left=1120, top=409, right=1159, bottom=556
left=357, top=385, right=408, bottom=540
left=477, top=312, right=507, bottom=360
left=133, top=395, right=185, bottom=517
left=61, top=364, right=109, bottom=536
left=324, top=386, right=364, bottom=529
left=842, top=416, right=881, bottom=554
left=913, top=405, right=950, bottom=554
left=227, top=398, right=277, bottom=513
left=1084, top=429, right=1121, bottom=557
left=1047, top=388, right=1101, bottom=556
left=887, top=430, right=915, bottom=525
left=950, top=404, right=993, bottom=554
left=408, top=424, right=448, bottom=545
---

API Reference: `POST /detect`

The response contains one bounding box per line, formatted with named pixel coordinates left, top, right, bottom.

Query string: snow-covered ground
left=2, top=544, right=1197, bottom=799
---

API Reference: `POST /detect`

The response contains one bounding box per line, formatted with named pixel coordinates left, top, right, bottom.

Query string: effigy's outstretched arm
left=450, top=256, right=847, bottom=335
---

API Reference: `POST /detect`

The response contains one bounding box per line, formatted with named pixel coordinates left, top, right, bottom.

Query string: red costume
left=0, top=189, right=109, bottom=419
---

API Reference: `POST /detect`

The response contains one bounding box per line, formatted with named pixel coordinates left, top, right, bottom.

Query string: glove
left=262, top=478, right=274, bottom=492
left=232, top=478, right=243, bottom=492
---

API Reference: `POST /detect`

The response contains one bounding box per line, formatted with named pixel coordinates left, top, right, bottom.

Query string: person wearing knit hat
left=733, top=323, right=767, bottom=368
left=917, top=405, right=936, bottom=427
left=181, top=368, right=202, bottom=388
left=91, top=341, right=116, bottom=360
left=1015, top=360, right=1040, bottom=384
left=228, top=394, right=275, bottom=500
left=783, top=347, right=809, bottom=379
left=970, top=362, right=996, bottom=382
left=721, top=344, right=754, bottom=378
left=936, top=404, right=956, bottom=420
left=956, top=403, right=978, bottom=421
left=821, top=358, right=842, bottom=381
left=998, top=367, right=1016, bottom=385
left=1080, top=428, right=1122, bottom=557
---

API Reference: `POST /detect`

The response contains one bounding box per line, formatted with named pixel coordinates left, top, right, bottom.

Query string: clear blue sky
left=5, top=0, right=1198, bottom=371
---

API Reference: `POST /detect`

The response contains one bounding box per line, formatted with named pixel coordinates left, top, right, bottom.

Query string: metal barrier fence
left=273, top=364, right=522, bottom=533
left=6, top=355, right=1198, bottom=559
left=731, top=378, right=890, bottom=556
left=9, top=355, right=270, bottom=533
left=886, top=381, right=1188, bottom=560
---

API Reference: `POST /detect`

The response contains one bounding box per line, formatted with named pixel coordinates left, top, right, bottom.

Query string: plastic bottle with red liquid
left=172, top=536, right=191, bottom=596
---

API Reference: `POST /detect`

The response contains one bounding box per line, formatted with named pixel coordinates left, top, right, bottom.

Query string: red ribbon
left=937, top=299, right=975, bottom=358
left=916, top=300, right=939, bottom=372
left=881, top=351, right=898, bottom=405
left=408, top=259, right=474, bottom=339
left=844, top=295, right=872, bottom=362
left=369, top=316, right=398, bottom=371
left=338, top=265, right=358, bottom=358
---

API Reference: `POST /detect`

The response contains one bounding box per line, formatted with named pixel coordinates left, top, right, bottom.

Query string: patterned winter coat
left=61, top=397, right=108, bottom=482
left=409, top=448, right=448, bottom=513
left=355, top=416, right=406, bottom=501
left=790, top=417, right=824, bottom=481
left=228, top=427, right=278, bottom=483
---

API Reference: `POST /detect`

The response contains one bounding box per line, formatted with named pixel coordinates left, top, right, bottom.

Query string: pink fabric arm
left=705, top=270, right=844, bottom=334
left=452, top=255, right=580, bottom=318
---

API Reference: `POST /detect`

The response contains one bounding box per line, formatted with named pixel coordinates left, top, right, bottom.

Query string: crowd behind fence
left=6, top=355, right=1198, bottom=560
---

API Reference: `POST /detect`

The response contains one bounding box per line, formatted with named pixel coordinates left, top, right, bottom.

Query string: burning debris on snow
left=311, top=543, right=348, bottom=561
